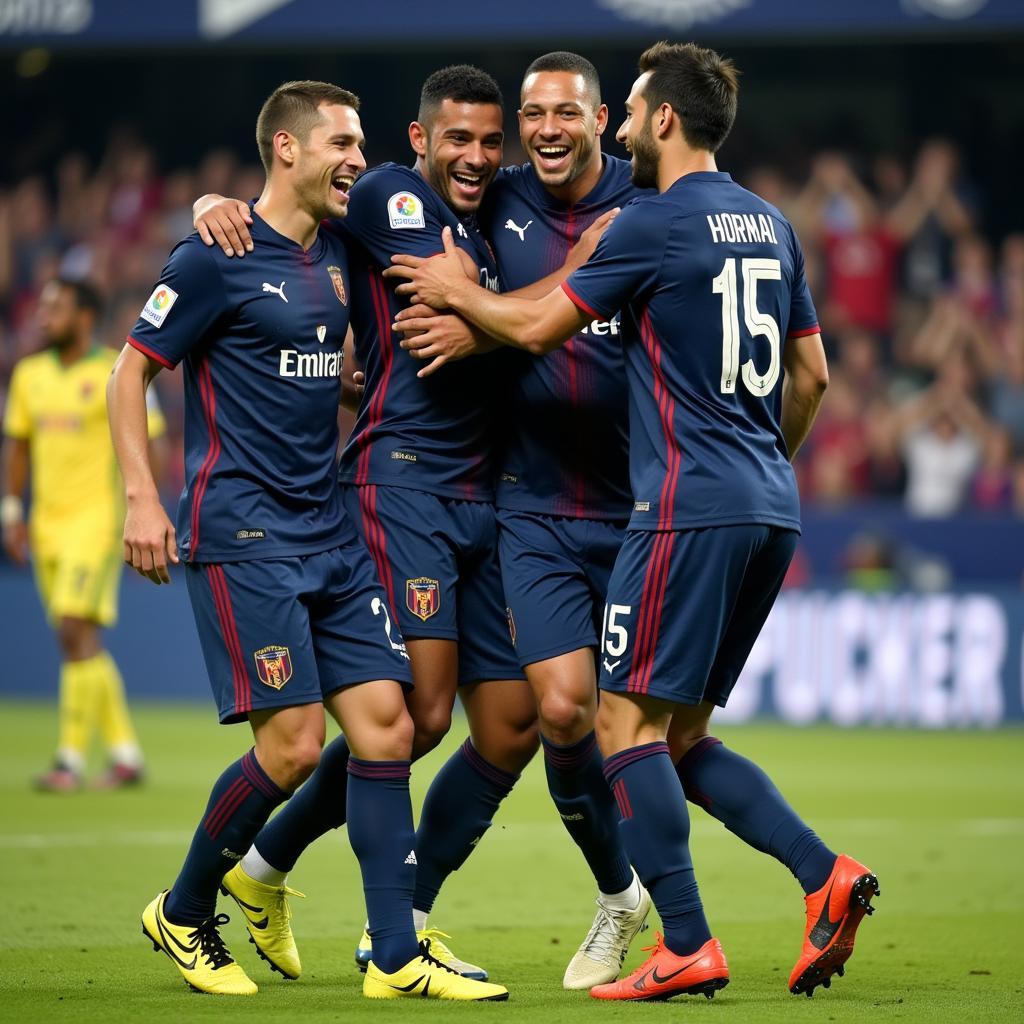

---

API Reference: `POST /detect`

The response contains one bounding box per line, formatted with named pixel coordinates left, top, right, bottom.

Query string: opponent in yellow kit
left=2, top=278, right=166, bottom=790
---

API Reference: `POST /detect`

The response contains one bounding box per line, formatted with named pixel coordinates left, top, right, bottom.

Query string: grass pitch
left=1, top=700, right=1022, bottom=1023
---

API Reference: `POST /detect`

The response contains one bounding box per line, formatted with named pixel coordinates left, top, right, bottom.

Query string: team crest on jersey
left=253, top=646, right=293, bottom=690
left=406, top=578, right=440, bottom=621
left=388, top=192, right=425, bottom=230
left=327, top=265, right=347, bottom=305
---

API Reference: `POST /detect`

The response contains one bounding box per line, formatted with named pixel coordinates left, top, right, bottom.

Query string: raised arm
left=781, top=332, right=829, bottom=459
left=107, top=345, right=179, bottom=584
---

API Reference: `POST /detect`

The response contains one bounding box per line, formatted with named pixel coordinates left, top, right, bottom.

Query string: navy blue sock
left=413, top=739, right=518, bottom=914
left=254, top=734, right=350, bottom=872
left=677, top=738, right=836, bottom=895
left=165, top=749, right=288, bottom=925
left=347, top=757, right=418, bottom=973
left=542, top=732, right=634, bottom=895
left=604, top=742, right=711, bottom=957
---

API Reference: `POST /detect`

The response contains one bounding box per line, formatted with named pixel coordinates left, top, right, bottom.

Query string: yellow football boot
left=363, top=939, right=508, bottom=1001
left=141, top=890, right=257, bottom=995
left=355, top=925, right=488, bottom=979
left=220, top=863, right=304, bottom=979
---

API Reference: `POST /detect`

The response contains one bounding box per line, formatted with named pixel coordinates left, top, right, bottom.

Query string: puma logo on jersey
left=262, top=281, right=288, bottom=303
left=603, top=659, right=621, bottom=673
left=504, top=218, right=533, bottom=241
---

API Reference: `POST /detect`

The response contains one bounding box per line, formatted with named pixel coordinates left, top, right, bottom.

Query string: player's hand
left=2, top=520, right=28, bottom=566
left=123, top=493, right=179, bottom=585
left=194, top=194, right=253, bottom=258
left=385, top=226, right=469, bottom=308
left=568, top=207, right=620, bottom=270
left=394, top=308, right=488, bottom=378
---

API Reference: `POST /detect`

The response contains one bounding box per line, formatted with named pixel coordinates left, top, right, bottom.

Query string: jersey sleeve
left=342, top=169, right=450, bottom=264
left=127, top=237, right=229, bottom=369
left=561, top=202, right=667, bottom=321
left=786, top=224, right=820, bottom=338
left=2, top=361, right=32, bottom=439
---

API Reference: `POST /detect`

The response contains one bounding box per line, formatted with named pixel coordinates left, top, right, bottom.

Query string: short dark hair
left=521, top=51, right=601, bottom=108
left=637, top=41, right=739, bottom=153
left=256, top=80, right=360, bottom=173
left=55, top=277, right=102, bottom=317
left=418, top=65, right=503, bottom=126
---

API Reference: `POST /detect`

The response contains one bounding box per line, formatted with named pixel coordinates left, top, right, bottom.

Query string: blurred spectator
left=895, top=361, right=989, bottom=516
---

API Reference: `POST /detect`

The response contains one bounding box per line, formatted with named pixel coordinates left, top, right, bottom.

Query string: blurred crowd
left=1, top=132, right=1022, bottom=518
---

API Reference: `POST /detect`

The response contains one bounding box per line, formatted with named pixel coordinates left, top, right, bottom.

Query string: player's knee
left=411, top=707, right=453, bottom=757
left=273, top=735, right=323, bottom=791
left=507, top=718, right=540, bottom=771
left=57, top=618, right=96, bottom=661
left=538, top=691, right=591, bottom=743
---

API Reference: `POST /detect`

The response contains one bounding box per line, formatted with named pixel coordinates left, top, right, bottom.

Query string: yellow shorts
left=34, top=546, right=123, bottom=627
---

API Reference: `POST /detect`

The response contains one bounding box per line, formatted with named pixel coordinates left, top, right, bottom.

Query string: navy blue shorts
left=342, top=485, right=523, bottom=684
left=185, top=532, right=413, bottom=725
left=498, top=510, right=626, bottom=667
left=598, top=525, right=797, bottom=707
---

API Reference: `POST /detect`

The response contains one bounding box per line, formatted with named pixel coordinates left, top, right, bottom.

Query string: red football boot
left=789, top=853, right=879, bottom=997
left=590, top=932, right=729, bottom=1002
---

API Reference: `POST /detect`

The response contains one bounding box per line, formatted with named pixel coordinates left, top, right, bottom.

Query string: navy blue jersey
left=336, top=163, right=501, bottom=501
left=562, top=171, right=819, bottom=533
left=481, top=156, right=644, bottom=520
left=128, top=211, right=351, bottom=561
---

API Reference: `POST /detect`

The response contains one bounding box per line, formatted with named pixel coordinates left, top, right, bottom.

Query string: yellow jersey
left=3, top=345, right=166, bottom=554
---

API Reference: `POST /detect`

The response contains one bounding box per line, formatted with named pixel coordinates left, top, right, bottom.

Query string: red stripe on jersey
left=189, top=357, right=222, bottom=560
left=207, top=564, right=251, bottom=716
left=787, top=324, right=820, bottom=339
left=354, top=269, right=396, bottom=486
left=357, top=485, right=397, bottom=614
left=640, top=310, right=682, bottom=530
left=126, top=335, right=175, bottom=370
left=560, top=281, right=604, bottom=322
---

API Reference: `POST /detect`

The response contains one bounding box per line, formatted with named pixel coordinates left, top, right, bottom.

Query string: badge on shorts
left=406, top=578, right=440, bottom=621
left=253, top=646, right=293, bottom=690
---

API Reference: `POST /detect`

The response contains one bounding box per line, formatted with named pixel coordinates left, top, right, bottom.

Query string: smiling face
left=518, top=70, right=607, bottom=193
left=616, top=72, right=660, bottom=190
left=291, top=102, right=367, bottom=221
left=411, top=99, right=503, bottom=216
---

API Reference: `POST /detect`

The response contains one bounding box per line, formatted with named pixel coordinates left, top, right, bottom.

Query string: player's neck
left=545, top=150, right=604, bottom=207
left=54, top=337, right=91, bottom=367
left=254, top=185, right=320, bottom=251
left=659, top=149, right=718, bottom=193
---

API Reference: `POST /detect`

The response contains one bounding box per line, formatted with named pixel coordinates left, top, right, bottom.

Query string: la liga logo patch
left=139, top=284, right=179, bottom=329
left=388, top=191, right=425, bottom=230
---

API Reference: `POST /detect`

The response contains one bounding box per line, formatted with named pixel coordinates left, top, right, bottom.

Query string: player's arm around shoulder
left=194, top=193, right=254, bottom=257
left=387, top=226, right=589, bottom=364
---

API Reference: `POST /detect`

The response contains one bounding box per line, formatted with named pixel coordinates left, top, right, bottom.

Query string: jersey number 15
left=712, top=257, right=782, bottom=397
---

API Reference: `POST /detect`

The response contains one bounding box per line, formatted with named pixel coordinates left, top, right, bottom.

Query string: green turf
left=2, top=700, right=1022, bottom=1022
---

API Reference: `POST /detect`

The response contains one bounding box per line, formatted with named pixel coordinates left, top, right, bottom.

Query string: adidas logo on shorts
left=404, top=850, right=418, bottom=865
